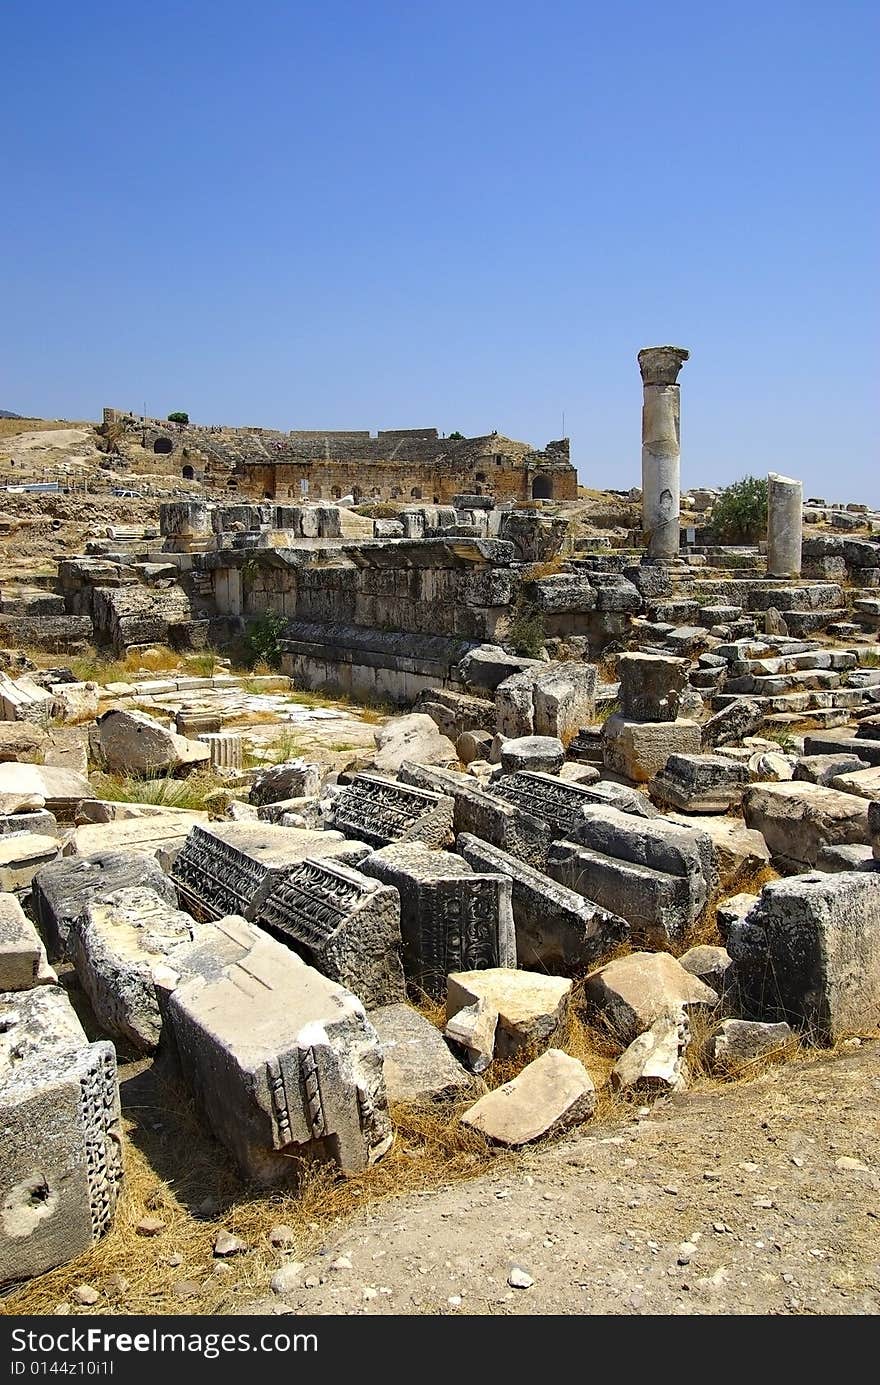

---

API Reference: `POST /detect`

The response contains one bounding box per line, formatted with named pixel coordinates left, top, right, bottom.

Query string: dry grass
left=0, top=1061, right=506, bottom=1318
left=91, top=770, right=229, bottom=811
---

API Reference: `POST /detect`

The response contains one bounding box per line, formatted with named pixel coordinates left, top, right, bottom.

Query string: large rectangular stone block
left=0, top=987, right=122, bottom=1286
left=0, top=894, right=55, bottom=990
left=328, top=773, right=454, bottom=849
left=602, top=715, right=701, bottom=782
left=166, top=915, right=392, bottom=1181
left=71, top=887, right=202, bottom=1052
left=726, top=872, right=880, bottom=1042
left=172, top=822, right=368, bottom=922
left=257, top=857, right=405, bottom=1008
left=743, top=780, right=872, bottom=869
left=32, top=849, right=179, bottom=958
left=456, top=832, right=629, bottom=972
left=359, top=843, right=515, bottom=999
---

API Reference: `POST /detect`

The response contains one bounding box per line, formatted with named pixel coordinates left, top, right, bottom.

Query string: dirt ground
left=258, top=1043, right=880, bottom=1317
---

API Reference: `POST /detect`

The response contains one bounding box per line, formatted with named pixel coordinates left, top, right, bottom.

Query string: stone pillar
left=766, top=472, right=803, bottom=578
left=638, top=346, right=689, bottom=559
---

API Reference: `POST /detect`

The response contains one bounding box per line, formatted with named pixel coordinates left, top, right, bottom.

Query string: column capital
left=638, top=346, right=689, bottom=386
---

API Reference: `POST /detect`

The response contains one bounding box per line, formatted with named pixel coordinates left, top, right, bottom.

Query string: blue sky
left=2, top=1, right=877, bottom=501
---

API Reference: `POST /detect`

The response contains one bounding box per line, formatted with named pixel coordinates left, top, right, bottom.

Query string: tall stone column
left=638, top=346, right=689, bottom=559
left=766, top=472, right=803, bottom=578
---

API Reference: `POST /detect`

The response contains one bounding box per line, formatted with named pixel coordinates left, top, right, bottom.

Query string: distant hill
left=0, top=411, right=24, bottom=420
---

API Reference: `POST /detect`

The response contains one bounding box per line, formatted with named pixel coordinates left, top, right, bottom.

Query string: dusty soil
left=264, top=1043, right=880, bottom=1317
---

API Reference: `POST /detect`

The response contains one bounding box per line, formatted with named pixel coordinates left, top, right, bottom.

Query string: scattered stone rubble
left=2, top=360, right=880, bottom=1292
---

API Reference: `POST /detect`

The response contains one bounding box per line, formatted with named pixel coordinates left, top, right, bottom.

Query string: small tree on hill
left=709, top=475, right=768, bottom=543
left=167, top=411, right=189, bottom=426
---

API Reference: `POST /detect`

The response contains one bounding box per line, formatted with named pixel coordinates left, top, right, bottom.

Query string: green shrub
left=167, top=411, right=189, bottom=425
left=709, top=476, right=768, bottom=543
left=244, top=611, right=288, bottom=669
left=506, top=599, right=546, bottom=659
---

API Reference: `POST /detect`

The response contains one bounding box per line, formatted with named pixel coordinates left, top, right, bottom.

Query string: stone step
left=762, top=709, right=851, bottom=731
left=712, top=688, right=869, bottom=714
left=803, top=731, right=880, bottom=766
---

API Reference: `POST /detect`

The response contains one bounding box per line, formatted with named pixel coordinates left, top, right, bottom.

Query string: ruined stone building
left=100, top=410, right=577, bottom=504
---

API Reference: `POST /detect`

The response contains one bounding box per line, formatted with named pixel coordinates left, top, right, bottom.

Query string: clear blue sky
left=2, top=1, right=877, bottom=501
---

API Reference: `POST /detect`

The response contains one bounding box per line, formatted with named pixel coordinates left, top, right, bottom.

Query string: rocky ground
left=259, top=1042, right=879, bottom=1317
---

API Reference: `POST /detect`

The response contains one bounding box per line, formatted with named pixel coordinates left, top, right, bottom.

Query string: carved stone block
left=258, top=857, right=405, bottom=1008
left=0, top=987, right=122, bottom=1285
left=165, top=915, right=392, bottom=1181
left=359, top=843, right=515, bottom=999
left=328, top=773, right=454, bottom=850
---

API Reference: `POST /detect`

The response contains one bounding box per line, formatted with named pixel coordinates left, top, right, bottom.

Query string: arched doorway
left=531, top=474, right=553, bottom=500
left=182, top=464, right=194, bottom=480
left=154, top=437, right=173, bottom=454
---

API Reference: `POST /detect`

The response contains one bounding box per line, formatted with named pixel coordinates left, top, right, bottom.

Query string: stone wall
left=102, top=410, right=577, bottom=503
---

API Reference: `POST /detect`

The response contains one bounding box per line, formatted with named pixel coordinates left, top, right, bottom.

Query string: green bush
left=448, top=430, right=465, bottom=441
left=506, top=599, right=546, bottom=659
left=709, top=476, right=768, bottom=543
left=167, top=410, right=189, bottom=425
left=244, top=611, right=288, bottom=669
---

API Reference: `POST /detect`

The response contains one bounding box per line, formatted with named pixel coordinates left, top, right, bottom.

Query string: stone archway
left=182, top=464, right=195, bottom=480
left=531, top=474, right=553, bottom=500
left=154, top=437, right=174, bottom=455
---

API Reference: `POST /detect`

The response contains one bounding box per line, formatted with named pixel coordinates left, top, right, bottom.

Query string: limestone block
left=701, top=698, right=765, bottom=749
left=71, top=887, right=202, bottom=1052
left=499, top=736, right=565, bottom=775
left=359, top=843, right=515, bottom=1000
left=369, top=714, right=458, bottom=776
left=172, top=822, right=368, bottom=923
left=0, top=722, right=49, bottom=763
left=616, top=653, right=688, bottom=722
left=329, top=773, right=455, bottom=851
left=33, top=848, right=179, bottom=959
left=611, top=1009, right=690, bottom=1093
left=743, top=780, right=872, bottom=869
left=0, top=833, right=60, bottom=892
left=677, top=944, right=734, bottom=998
left=667, top=808, right=770, bottom=886
left=603, top=715, right=701, bottom=783
left=443, top=997, right=498, bottom=1072
left=815, top=843, right=876, bottom=872
left=257, top=857, right=405, bottom=1009
left=831, top=765, right=880, bottom=802
left=446, top=968, right=572, bottom=1058
left=0, top=672, right=53, bottom=728
left=0, top=893, right=55, bottom=990
left=0, top=987, right=122, bottom=1285
left=370, top=1002, right=480, bottom=1104
left=495, top=669, right=536, bottom=738
left=650, top=753, right=750, bottom=813
left=97, top=709, right=210, bottom=776
left=582, top=951, right=718, bottom=1044
left=0, top=762, right=91, bottom=822
left=166, top=915, right=392, bottom=1181
left=709, top=1019, right=794, bottom=1074
left=458, top=644, right=543, bottom=694
left=50, top=682, right=100, bottom=725
left=68, top=812, right=207, bottom=864
left=455, top=833, right=629, bottom=972
left=553, top=805, right=714, bottom=944
left=250, top=760, right=322, bottom=805
left=460, top=1049, right=595, bottom=1146
left=794, top=754, right=870, bottom=787
left=725, top=871, right=880, bottom=1042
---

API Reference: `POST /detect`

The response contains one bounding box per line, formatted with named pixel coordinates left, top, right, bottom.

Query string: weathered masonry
left=100, top=411, right=577, bottom=503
